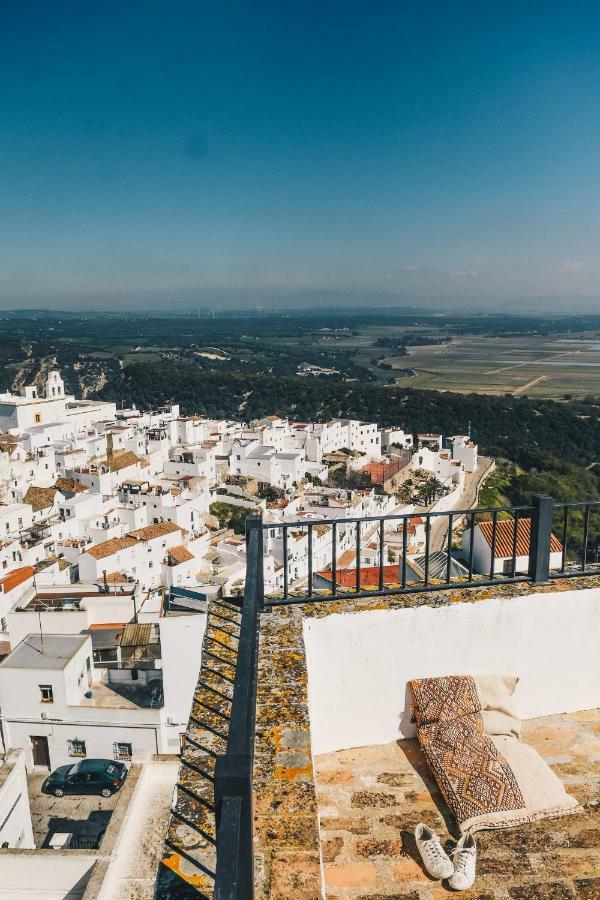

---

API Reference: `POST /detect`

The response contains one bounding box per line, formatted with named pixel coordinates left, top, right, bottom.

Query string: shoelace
left=425, top=839, right=447, bottom=862
left=452, top=846, right=472, bottom=873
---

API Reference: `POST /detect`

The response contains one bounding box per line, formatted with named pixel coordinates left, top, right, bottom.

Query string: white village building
left=460, top=517, right=563, bottom=575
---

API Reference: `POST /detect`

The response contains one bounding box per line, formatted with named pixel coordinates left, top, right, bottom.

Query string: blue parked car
left=42, top=758, right=127, bottom=798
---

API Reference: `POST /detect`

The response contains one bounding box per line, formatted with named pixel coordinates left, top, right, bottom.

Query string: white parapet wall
left=303, top=587, right=600, bottom=756
left=0, top=855, right=96, bottom=898
left=0, top=750, right=35, bottom=850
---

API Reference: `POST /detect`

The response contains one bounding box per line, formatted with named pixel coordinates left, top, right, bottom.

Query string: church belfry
left=45, top=370, right=65, bottom=399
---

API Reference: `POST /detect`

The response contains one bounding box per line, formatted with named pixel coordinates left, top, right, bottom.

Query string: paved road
left=424, top=456, right=495, bottom=552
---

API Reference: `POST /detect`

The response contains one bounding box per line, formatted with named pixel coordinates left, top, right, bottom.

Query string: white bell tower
left=45, top=370, right=65, bottom=399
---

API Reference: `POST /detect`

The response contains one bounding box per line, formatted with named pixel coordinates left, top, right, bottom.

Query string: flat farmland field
left=386, top=335, right=600, bottom=398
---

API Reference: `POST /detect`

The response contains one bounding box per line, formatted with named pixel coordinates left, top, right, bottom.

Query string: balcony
left=156, top=497, right=600, bottom=899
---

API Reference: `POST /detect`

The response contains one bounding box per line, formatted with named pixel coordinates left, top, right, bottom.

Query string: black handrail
left=213, top=516, right=263, bottom=899
left=273, top=502, right=534, bottom=530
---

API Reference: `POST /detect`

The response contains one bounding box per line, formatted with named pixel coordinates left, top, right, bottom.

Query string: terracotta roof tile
left=317, top=565, right=404, bottom=589
left=55, top=476, right=88, bottom=494
left=23, top=485, right=57, bottom=512
left=86, top=535, right=137, bottom=560
left=0, top=566, right=36, bottom=593
left=103, top=451, right=140, bottom=472
left=167, top=545, right=195, bottom=565
left=130, top=521, right=183, bottom=541
left=104, top=571, right=128, bottom=583
left=478, top=517, right=562, bottom=558
left=337, top=549, right=356, bottom=567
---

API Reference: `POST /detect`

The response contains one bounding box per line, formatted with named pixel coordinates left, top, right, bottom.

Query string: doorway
left=31, top=735, right=50, bottom=768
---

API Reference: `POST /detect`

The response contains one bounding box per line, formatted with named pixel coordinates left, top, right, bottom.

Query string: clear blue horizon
left=2, top=1, right=600, bottom=309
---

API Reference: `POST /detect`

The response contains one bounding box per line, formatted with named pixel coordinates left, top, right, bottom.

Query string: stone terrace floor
left=315, top=708, right=600, bottom=899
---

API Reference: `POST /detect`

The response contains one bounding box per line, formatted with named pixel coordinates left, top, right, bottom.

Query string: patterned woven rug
left=410, top=675, right=582, bottom=833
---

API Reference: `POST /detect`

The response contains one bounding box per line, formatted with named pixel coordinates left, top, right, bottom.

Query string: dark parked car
left=42, top=759, right=127, bottom=798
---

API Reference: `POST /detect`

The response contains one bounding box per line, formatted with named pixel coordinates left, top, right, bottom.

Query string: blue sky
left=1, top=1, right=600, bottom=310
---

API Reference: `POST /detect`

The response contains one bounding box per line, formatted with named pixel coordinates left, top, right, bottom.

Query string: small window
left=68, top=738, right=86, bottom=757
left=113, top=741, right=132, bottom=760
left=93, top=647, right=118, bottom=664
left=34, top=414, right=42, bottom=424
left=0, top=617, right=7, bottom=631
left=39, top=684, right=54, bottom=703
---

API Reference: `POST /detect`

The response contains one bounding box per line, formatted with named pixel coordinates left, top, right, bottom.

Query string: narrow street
left=421, top=456, right=495, bottom=552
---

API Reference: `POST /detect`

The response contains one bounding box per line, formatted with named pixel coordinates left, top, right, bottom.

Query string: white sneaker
left=414, top=823, right=454, bottom=880
left=449, top=832, right=477, bottom=890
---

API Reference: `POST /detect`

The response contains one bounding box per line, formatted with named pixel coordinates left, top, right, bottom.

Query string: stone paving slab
left=315, top=709, right=600, bottom=898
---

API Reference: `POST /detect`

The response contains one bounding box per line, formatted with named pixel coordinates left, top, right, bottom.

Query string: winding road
left=421, top=456, right=495, bottom=552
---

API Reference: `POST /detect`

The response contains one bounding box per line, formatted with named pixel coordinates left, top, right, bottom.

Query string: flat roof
left=0, top=634, right=88, bottom=669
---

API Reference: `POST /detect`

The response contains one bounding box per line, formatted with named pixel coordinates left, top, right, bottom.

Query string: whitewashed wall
left=6, top=719, right=161, bottom=770
left=303, top=587, right=600, bottom=756
left=159, top=613, right=207, bottom=727
left=0, top=751, right=35, bottom=849
left=0, top=855, right=96, bottom=897
left=6, top=611, right=88, bottom=649
left=427, top=483, right=463, bottom=514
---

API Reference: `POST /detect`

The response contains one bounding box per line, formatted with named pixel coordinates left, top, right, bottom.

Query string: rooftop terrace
left=156, top=500, right=600, bottom=899
left=0, top=634, right=88, bottom=669
left=315, top=708, right=600, bottom=898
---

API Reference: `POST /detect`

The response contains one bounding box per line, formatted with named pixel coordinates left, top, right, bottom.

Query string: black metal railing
left=550, top=499, right=600, bottom=578
left=261, top=495, right=600, bottom=605
left=210, top=495, right=600, bottom=897
left=213, top=517, right=263, bottom=899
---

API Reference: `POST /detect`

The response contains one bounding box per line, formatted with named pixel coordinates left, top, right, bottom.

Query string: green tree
left=209, top=502, right=249, bottom=535
left=415, top=477, right=447, bottom=506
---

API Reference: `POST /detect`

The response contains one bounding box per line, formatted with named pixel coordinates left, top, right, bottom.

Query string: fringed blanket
left=410, top=675, right=583, bottom=834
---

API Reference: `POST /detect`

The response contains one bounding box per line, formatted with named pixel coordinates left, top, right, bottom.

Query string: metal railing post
left=214, top=755, right=253, bottom=899
left=245, top=514, right=264, bottom=612
left=529, top=494, right=554, bottom=583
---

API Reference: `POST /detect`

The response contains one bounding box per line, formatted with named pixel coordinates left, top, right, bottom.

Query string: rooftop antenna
left=467, top=420, right=471, bottom=438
